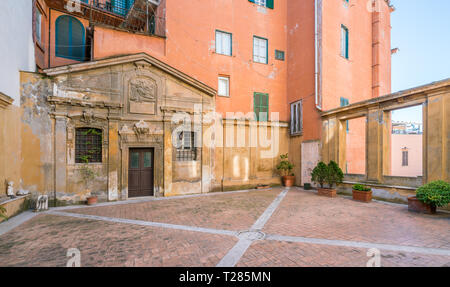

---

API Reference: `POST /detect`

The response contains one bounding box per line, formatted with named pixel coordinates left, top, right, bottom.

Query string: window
left=340, top=97, right=350, bottom=132
left=402, top=150, right=409, bottom=166
left=290, top=100, right=302, bottom=135
left=275, top=50, right=285, bottom=61
left=253, top=36, right=268, bottom=64
left=176, top=131, right=198, bottom=161
left=254, top=93, right=269, bottom=122
left=249, top=0, right=274, bottom=9
left=218, top=76, right=230, bottom=97
left=55, top=15, right=86, bottom=61
left=216, top=30, right=232, bottom=56
left=35, top=8, right=42, bottom=44
left=341, top=25, right=349, bottom=59
left=75, top=128, right=102, bottom=163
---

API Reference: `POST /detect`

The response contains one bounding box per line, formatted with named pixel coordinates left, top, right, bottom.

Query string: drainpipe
left=314, top=0, right=322, bottom=110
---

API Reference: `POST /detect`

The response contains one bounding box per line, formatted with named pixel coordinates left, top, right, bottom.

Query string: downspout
left=314, top=0, right=322, bottom=110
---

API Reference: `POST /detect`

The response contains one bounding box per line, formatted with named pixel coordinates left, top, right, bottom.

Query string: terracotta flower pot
left=282, top=176, right=295, bottom=187
left=408, top=196, right=436, bottom=214
left=87, top=196, right=98, bottom=205
left=352, top=190, right=372, bottom=203
left=318, top=188, right=337, bottom=198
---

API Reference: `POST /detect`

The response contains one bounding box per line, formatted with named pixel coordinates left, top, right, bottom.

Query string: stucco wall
left=391, top=134, right=423, bottom=177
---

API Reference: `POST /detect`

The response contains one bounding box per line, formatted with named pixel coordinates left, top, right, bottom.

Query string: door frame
left=128, top=147, right=155, bottom=198
left=120, top=142, right=163, bottom=200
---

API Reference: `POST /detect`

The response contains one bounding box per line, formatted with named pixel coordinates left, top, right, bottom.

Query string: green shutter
left=266, top=0, right=274, bottom=9
left=254, top=93, right=269, bottom=122
left=248, top=0, right=255, bottom=3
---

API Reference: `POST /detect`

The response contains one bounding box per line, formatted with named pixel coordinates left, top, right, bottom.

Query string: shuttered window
left=254, top=93, right=269, bottom=122
left=253, top=36, right=268, bottom=64
left=290, top=100, right=303, bottom=135
left=341, top=25, right=349, bottom=59
left=55, top=15, right=85, bottom=61
left=216, top=30, right=232, bottom=56
left=402, top=151, right=409, bottom=166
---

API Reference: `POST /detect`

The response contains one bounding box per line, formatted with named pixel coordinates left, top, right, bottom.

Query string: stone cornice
left=0, top=92, right=14, bottom=109
left=43, top=53, right=217, bottom=97
left=321, top=78, right=450, bottom=118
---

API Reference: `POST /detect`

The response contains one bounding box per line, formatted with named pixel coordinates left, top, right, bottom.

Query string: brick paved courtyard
left=0, top=188, right=449, bottom=267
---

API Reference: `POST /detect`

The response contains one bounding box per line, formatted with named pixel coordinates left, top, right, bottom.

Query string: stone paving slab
left=0, top=214, right=237, bottom=267
left=263, top=189, right=450, bottom=249
left=237, top=240, right=450, bottom=267
left=65, top=189, right=280, bottom=231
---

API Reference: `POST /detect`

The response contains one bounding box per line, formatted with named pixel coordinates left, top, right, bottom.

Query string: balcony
left=45, top=0, right=165, bottom=37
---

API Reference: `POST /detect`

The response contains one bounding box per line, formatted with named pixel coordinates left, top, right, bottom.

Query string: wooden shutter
left=267, top=0, right=274, bottom=9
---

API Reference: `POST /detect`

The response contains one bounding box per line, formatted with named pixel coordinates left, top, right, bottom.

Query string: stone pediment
left=43, top=53, right=217, bottom=97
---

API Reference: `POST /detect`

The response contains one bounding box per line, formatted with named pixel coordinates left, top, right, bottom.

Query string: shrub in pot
left=311, top=161, right=343, bottom=198
left=409, top=180, right=450, bottom=214
left=323, top=161, right=344, bottom=197
left=352, top=184, right=372, bottom=203
left=276, top=154, right=295, bottom=187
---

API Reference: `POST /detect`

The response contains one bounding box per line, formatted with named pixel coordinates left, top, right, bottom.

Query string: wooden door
left=128, top=148, right=154, bottom=198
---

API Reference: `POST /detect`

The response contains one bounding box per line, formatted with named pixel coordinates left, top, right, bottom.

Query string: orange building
left=31, top=0, right=393, bottom=187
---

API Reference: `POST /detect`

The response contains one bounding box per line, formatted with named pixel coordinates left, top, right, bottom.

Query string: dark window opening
left=75, top=128, right=103, bottom=163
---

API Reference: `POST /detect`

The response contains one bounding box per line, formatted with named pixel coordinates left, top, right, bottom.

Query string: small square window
left=218, top=76, right=230, bottom=97
left=275, top=50, right=285, bottom=61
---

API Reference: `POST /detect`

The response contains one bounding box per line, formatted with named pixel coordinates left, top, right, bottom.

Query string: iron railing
left=75, top=0, right=165, bottom=37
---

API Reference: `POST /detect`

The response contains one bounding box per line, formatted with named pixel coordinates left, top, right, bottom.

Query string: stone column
left=108, top=121, right=119, bottom=201
left=163, top=117, right=173, bottom=196
left=425, top=91, right=449, bottom=183
left=366, top=108, right=383, bottom=182
left=54, top=116, right=67, bottom=196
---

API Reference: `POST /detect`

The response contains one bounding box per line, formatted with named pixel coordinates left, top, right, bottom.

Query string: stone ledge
left=0, top=92, right=14, bottom=108
left=0, top=195, right=31, bottom=223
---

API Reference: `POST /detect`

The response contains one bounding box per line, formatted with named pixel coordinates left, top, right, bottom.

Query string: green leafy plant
left=311, top=162, right=328, bottom=188
left=79, top=156, right=97, bottom=192
left=416, top=180, right=450, bottom=207
left=326, top=161, right=344, bottom=189
left=276, top=154, right=294, bottom=176
left=0, top=206, right=8, bottom=221
left=353, top=184, right=371, bottom=192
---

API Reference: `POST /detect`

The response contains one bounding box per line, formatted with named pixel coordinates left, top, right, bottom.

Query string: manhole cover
left=237, top=230, right=266, bottom=241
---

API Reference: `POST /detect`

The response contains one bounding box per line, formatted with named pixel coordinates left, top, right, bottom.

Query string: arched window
left=75, top=128, right=102, bottom=163
left=55, top=15, right=85, bottom=61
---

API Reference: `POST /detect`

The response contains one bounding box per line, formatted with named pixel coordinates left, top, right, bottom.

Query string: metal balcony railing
left=58, top=0, right=165, bottom=37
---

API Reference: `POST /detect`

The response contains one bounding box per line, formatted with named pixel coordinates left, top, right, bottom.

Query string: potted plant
left=352, top=184, right=372, bottom=203
left=79, top=155, right=98, bottom=205
left=408, top=180, right=450, bottom=214
left=324, top=161, right=344, bottom=197
left=276, top=154, right=295, bottom=187
left=311, top=162, right=330, bottom=196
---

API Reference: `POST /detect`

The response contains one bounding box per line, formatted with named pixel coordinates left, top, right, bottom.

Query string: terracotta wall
left=391, top=134, right=423, bottom=177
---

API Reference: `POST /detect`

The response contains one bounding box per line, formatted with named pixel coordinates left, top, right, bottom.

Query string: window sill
left=253, top=60, right=269, bottom=65
left=217, top=94, right=230, bottom=98
left=214, top=52, right=233, bottom=57
left=290, top=132, right=303, bottom=137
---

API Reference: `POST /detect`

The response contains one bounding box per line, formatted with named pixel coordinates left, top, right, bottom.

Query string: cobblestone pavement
left=0, top=188, right=449, bottom=267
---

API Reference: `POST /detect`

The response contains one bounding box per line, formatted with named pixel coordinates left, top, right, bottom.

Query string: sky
left=390, top=0, right=450, bottom=123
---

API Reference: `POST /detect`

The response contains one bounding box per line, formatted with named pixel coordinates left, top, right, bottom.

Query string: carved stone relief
left=128, top=77, right=157, bottom=115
